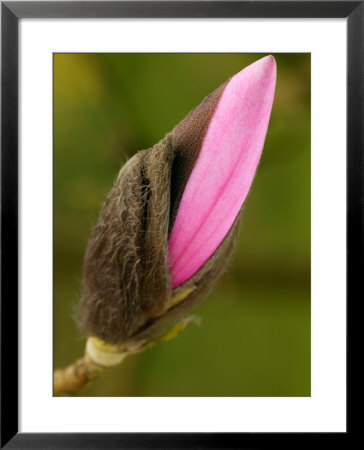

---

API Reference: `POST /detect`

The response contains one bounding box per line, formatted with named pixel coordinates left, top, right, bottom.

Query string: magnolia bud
left=78, top=55, right=276, bottom=348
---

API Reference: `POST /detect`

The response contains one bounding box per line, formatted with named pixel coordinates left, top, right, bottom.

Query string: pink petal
left=168, top=55, right=277, bottom=288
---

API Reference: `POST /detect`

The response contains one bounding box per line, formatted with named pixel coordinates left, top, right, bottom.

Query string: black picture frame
left=1, top=1, right=360, bottom=448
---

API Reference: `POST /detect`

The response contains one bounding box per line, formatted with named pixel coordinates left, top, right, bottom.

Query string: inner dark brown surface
left=168, top=81, right=228, bottom=233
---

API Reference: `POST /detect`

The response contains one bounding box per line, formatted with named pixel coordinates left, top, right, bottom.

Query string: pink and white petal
left=168, top=55, right=277, bottom=288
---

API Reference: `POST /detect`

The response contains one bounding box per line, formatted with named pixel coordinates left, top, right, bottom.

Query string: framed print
left=1, top=1, right=360, bottom=448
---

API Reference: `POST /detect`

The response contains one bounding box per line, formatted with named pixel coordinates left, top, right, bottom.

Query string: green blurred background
left=54, top=53, right=310, bottom=396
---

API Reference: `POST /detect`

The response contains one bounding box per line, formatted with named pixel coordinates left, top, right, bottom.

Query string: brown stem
left=53, top=353, right=109, bottom=396
left=53, top=337, right=128, bottom=396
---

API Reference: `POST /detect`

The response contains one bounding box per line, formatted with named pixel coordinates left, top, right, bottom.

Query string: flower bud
left=78, top=56, right=276, bottom=348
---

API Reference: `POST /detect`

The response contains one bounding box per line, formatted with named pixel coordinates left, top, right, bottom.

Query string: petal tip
left=262, top=54, right=277, bottom=80
left=235, top=54, right=276, bottom=84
